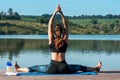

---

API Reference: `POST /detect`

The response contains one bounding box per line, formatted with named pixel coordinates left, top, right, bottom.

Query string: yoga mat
left=17, top=71, right=97, bottom=76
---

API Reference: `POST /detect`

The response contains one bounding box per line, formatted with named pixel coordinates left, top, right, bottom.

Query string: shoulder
left=62, top=38, right=68, bottom=44
left=49, top=40, right=54, bottom=47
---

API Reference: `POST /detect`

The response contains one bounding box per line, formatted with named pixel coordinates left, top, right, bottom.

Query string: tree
left=114, top=20, right=119, bottom=24
left=90, top=19, right=98, bottom=24
left=41, top=14, right=51, bottom=19
left=105, top=14, right=113, bottom=18
left=14, top=12, right=21, bottom=20
left=0, top=11, right=7, bottom=20
left=0, top=11, right=3, bottom=19
left=8, top=8, right=13, bottom=16
left=37, top=17, right=48, bottom=25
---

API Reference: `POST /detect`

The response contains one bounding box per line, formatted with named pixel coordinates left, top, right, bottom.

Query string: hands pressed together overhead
left=54, top=4, right=62, bottom=14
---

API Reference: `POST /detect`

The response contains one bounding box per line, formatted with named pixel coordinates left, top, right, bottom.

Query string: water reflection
left=68, top=40, right=120, bottom=54
left=0, top=39, right=24, bottom=60
left=0, top=39, right=49, bottom=60
left=0, top=39, right=120, bottom=60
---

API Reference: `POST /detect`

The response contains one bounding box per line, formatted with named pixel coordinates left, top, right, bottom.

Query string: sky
left=0, top=0, right=120, bottom=16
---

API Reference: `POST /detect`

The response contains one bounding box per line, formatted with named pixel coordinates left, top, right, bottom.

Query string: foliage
left=0, top=20, right=47, bottom=34
left=69, top=14, right=120, bottom=19
left=90, top=18, right=98, bottom=24
left=0, top=8, right=120, bottom=35
left=0, top=8, right=21, bottom=20
left=69, top=18, right=120, bottom=34
left=36, top=17, right=49, bottom=24
left=0, top=18, right=120, bottom=35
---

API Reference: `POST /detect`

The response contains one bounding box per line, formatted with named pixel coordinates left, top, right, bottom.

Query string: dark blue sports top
left=49, top=40, right=68, bottom=53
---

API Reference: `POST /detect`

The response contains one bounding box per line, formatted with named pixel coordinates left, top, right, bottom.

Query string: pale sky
left=0, top=0, right=120, bottom=16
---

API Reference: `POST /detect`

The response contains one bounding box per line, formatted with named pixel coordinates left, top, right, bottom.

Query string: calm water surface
left=0, top=35, right=120, bottom=71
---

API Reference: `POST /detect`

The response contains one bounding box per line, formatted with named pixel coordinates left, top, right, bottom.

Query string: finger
left=58, top=4, right=60, bottom=8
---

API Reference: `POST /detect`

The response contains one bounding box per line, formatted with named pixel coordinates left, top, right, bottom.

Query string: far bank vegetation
left=0, top=8, right=120, bottom=35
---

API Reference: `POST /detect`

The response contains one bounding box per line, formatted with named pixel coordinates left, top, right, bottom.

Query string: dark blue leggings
left=28, top=60, right=87, bottom=74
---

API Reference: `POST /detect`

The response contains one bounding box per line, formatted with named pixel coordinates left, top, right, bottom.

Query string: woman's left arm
left=48, top=6, right=59, bottom=44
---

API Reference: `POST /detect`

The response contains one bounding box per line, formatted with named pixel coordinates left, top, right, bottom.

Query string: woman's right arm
left=59, top=8, right=68, bottom=43
left=48, top=6, right=58, bottom=44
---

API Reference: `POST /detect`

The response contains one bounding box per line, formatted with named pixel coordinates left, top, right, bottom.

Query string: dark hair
left=54, top=24, right=64, bottom=50
left=54, top=24, right=63, bottom=33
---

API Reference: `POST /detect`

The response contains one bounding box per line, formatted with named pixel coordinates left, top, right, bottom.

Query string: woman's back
left=49, top=39, right=68, bottom=53
left=49, top=39, right=68, bottom=61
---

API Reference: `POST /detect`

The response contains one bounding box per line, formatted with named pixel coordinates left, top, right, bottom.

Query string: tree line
left=41, top=14, right=120, bottom=20
left=1, top=8, right=120, bottom=20
left=0, top=8, right=120, bottom=34
left=0, top=8, right=21, bottom=20
left=69, top=14, right=120, bottom=19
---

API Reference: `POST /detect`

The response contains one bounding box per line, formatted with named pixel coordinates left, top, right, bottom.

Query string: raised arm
left=48, top=5, right=68, bottom=44
left=48, top=6, right=59, bottom=44
left=59, top=7, right=68, bottom=42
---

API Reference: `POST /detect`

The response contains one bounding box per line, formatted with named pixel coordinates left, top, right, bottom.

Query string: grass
left=0, top=20, right=47, bottom=34
left=69, top=18, right=120, bottom=25
left=69, top=19, right=91, bottom=25
left=0, top=18, right=120, bottom=35
left=21, top=17, right=37, bottom=22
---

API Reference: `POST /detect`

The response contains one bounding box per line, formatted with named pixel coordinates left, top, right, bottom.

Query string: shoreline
left=1, top=70, right=120, bottom=80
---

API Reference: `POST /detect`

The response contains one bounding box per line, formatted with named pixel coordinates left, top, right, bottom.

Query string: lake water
left=0, top=35, right=120, bottom=71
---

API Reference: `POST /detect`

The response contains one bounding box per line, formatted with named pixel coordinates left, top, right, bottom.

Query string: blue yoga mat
left=17, top=71, right=97, bottom=76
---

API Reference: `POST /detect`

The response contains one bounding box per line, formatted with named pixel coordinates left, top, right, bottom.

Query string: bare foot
left=14, top=61, right=20, bottom=71
left=95, top=60, right=102, bottom=72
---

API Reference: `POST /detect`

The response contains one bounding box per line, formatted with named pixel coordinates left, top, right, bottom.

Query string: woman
left=14, top=5, right=102, bottom=74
